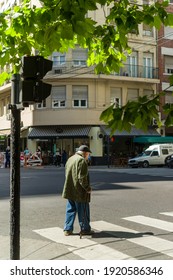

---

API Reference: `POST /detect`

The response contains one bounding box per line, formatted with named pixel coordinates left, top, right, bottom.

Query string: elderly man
left=62, top=145, right=93, bottom=236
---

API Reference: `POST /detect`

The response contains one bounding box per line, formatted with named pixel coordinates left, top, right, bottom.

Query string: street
left=0, top=165, right=173, bottom=260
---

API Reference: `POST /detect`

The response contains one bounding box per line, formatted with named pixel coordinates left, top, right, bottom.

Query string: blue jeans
left=64, top=200, right=91, bottom=232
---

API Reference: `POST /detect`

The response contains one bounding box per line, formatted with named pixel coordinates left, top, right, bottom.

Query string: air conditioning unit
left=152, top=118, right=158, bottom=126
left=54, top=68, right=62, bottom=74
left=152, top=112, right=161, bottom=127
left=6, top=113, right=11, bottom=121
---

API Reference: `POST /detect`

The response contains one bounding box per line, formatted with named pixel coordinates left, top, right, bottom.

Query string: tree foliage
left=0, top=0, right=173, bottom=131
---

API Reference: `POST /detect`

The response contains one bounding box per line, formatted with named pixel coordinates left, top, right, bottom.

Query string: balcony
left=46, top=61, right=159, bottom=80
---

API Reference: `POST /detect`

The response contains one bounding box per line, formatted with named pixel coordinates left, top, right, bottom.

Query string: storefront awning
left=133, top=136, right=173, bottom=143
left=0, top=129, right=11, bottom=136
left=100, top=126, right=160, bottom=136
left=28, top=125, right=91, bottom=139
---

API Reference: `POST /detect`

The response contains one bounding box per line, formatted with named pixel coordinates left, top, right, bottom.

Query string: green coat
left=62, top=153, right=91, bottom=203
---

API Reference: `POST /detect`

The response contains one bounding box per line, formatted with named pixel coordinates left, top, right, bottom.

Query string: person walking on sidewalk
left=5, top=146, right=10, bottom=168
left=62, top=145, right=93, bottom=236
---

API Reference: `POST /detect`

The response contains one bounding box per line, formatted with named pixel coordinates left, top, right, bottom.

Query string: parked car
left=165, top=154, right=173, bottom=168
left=128, top=144, right=173, bottom=168
left=128, top=153, right=144, bottom=167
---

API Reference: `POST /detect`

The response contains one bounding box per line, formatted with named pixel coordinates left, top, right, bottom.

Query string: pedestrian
left=62, top=149, right=67, bottom=167
left=36, top=146, right=42, bottom=158
left=62, top=145, right=93, bottom=236
left=5, top=146, right=10, bottom=168
left=56, top=151, right=61, bottom=167
left=24, top=147, right=30, bottom=166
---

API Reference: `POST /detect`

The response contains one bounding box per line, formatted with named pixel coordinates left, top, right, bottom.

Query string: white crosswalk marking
left=160, top=212, right=173, bottom=217
left=33, top=211, right=173, bottom=260
left=123, top=215, right=173, bottom=232
left=91, top=220, right=173, bottom=258
left=33, top=227, right=133, bottom=260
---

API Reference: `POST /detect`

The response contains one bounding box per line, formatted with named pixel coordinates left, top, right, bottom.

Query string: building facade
left=0, top=1, right=161, bottom=164
left=158, top=0, right=173, bottom=136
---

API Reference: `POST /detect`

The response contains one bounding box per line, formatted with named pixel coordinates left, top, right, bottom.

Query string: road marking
left=34, top=215, right=173, bottom=260
left=33, top=227, right=133, bottom=260
left=160, top=212, right=173, bottom=217
left=123, top=215, right=173, bottom=232
left=91, top=220, right=173, bottom=258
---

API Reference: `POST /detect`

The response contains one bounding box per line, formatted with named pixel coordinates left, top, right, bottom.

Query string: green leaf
left=60, top=22, right=74, bottom=40
left=0, top=72, right=11, bottom=86
left=154, top=15, right=162, bottom=29
left=100, top=104, right=114, bottom=123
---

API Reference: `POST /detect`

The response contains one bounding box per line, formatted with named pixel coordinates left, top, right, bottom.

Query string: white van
left=128, top=144, right=173, bottom=168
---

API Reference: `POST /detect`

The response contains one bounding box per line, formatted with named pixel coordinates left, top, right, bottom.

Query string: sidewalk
left=0, top=234, right=82, bottom=260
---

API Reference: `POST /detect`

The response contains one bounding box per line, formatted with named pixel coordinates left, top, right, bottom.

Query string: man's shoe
left=64, top=230, right=73, bottom=236
left=80, top=229, right=95, bottom=236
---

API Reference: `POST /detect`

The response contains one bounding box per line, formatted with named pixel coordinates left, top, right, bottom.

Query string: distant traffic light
left=110, top=136, right=115, bottom=142
left=20, top=56, right=53, bottom=106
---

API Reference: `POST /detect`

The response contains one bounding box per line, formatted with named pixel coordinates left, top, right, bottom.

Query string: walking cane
left=80, top=192, right=90, bottom=239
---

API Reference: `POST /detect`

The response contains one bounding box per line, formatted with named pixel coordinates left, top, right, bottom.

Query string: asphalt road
left=0, top=165, right=173, bottom=260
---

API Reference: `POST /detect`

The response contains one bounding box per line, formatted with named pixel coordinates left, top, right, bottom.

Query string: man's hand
left=87, top=187, right=92, bottom=193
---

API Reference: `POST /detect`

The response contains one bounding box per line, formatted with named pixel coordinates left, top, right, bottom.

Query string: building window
left=127, top=89, right=139, bottom=101
left=165, top=56, right=173, bottom=74
left=110, top=88, right=122, bottom=107
left=143, top=53, right=153, bottom=78
left=143, top=24, right=153, bottom=37
left=52, top=52, right=66, bottom=67
left=143, top=0, right=150, bottom=5
left=37, top=99, right=46, bottom=109
left=0, top=99, right=5, bottom=116
left=72, top=85, right=88, bottom=108
left=127, top=52, right=138, bottom=77
left=52, top=86, right=66, bottom=108
left=72, top=48, right=88, bottom=67
left=143, top=89, right=154, bottom=96
left=165, top=92, right=173, bottom=104
left=164, top=26, right=173, bottom=40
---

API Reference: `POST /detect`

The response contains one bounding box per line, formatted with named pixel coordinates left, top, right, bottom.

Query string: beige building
left=0, top=1, right=160, bottom=164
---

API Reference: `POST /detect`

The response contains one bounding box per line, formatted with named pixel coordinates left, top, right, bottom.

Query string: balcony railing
left=49, top=61, right=159, bottom=79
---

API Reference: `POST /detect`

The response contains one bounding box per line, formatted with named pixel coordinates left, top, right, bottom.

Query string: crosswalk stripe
left=160, top=212, right=173, bottom=217
left=33, top=227, right=133, bottom=260
left=91, top=220, right=173, bottom=258
left=123, top=215, right=173, bottom=232
left=34, top=213, right=173, bottom=260
left=91, top=220, right=138, bottom=233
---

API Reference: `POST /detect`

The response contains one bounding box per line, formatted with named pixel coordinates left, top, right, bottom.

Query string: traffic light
left=110, top=136, right=115, bottom=142
left=20, top=56, right=53, bottom=106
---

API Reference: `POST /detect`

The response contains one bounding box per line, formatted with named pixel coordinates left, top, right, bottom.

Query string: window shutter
left=72, top=49, right=88, bottom=60
left=110, top=88, right=121, bottom=99
left=72, top=86, right=88, bottom=99
left=127, top=88, right=139, bottom=101
left=52, top=86, right=66, bottom=99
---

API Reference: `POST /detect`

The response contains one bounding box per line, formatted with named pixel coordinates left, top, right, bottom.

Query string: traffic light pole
left=107, top=136, right=110, bottom=168
left=9, top=74, right=21, bottom=260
